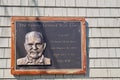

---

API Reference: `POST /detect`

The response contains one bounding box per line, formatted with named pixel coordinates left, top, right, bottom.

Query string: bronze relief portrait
left=17, top=31, right=50, bottom=65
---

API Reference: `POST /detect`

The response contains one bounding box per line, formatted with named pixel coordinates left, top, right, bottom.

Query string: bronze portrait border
left=11, top=17, right=86, bottom=75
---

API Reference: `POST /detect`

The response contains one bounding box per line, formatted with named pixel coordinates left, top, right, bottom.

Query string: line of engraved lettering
left=69, top=23, right=80, bottom=27
left=28, top=24, right=41, bottom=27
left=17, top=23, right=27, bottom=27
left=65, top=59, right=71, bottom=63
left=43, top=24, right=58, bottom=27
left=43, top=23, right=78, bottom=28
left=51, top=40, right=76, bottom=43
left=17, top=22, right=79, bottom=28
left=51, top=47, right=77, bottom=50
left=51, top=47, right=69, bottom=50
left=54, top=53, right=75, bottom=57
left=62, top=41, right=76, bottom=43
left=57, top=59, right=71, bottom=63
left=17, top=23, right=42, bottom=27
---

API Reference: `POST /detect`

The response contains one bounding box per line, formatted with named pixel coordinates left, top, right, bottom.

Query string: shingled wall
left=0, top=0, right=120, bottom=80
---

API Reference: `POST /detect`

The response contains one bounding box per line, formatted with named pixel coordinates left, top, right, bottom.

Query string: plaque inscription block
left=11, top=17, right=86, bottom=75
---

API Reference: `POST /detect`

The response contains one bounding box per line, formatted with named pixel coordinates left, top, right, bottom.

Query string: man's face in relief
left=24, top=31, right=46, bottom=59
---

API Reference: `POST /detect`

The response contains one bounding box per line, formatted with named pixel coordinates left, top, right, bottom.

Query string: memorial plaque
left=11, top=17, right=86, bottom=75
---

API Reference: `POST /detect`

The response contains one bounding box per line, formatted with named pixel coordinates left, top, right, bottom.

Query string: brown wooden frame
left=11, top=16, right=86, bottom=75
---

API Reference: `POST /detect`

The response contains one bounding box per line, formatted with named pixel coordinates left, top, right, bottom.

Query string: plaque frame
left=11, top=17, right=86, bottom=75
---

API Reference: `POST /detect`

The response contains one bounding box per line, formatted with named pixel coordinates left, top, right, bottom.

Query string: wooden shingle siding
left=0, top=0, right=120, bottom=79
